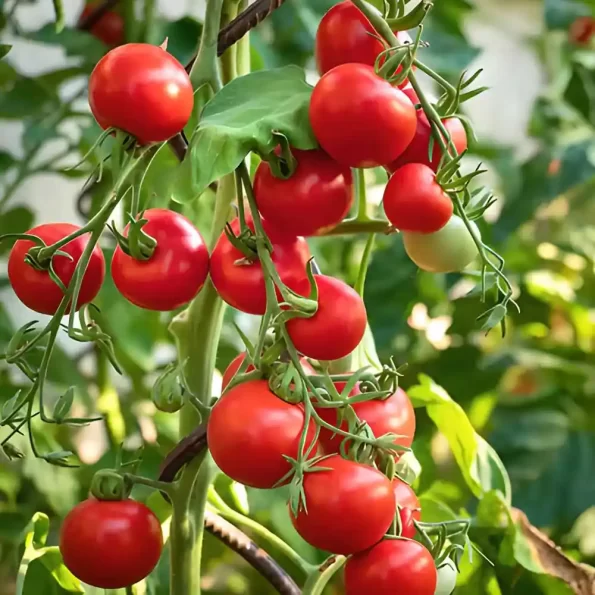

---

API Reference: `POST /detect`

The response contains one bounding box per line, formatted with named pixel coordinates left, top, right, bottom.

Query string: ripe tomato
left=254, top=149, right=353, bottom=237
left=111, top=209, right=209, bottom=311
left=8, top=223, right=105, bottom=316
left=286, top=275, right=367, bottom=361
left=317, top=386, right=416, bottom=455
left=393, top=477, right=421, bottom=538
left=387, top=109, right=467, bottom=174
left=290, top=455, right=395, bottom=554
left=403, top=215, right=480, bottom=273
left=221, top=352, right=315, bottom=390
left=383, top=163, right=453, bottom=233
left=207, top=380, right=317, bottom=488
left=345, top=539, right=437, bottom=595
left=89, top=44, right=193, bottom=144
left=569, top=16, right=595, bottom=46
left=210, top=217, right=310, bottom=315
left=79, top=4, right=124, bottom=46
left=315, top=2, right=412, bottom=85
left=309, top=64, right=417, bottom=168
left=60, top=499, right=163, bottom=589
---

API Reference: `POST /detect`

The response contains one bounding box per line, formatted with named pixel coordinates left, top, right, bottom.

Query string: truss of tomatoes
left=4, top=2, right=481, bottom=592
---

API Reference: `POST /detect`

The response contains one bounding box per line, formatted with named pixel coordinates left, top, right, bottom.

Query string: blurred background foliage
left=1, top=0, right=595, bottom=594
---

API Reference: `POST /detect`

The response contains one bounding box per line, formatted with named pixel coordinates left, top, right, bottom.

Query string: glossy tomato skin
left=345, top=539, right=437, bottom=595
left=80, top=4, right=124, bottom=46
left=383, top=163, right=453, bottom=233
left=290, top=455, right=395, bottom=554
left=8, top=223, right=105, bottom=316
left=309, top=64, right=417, bottom=169
left=208, top=380, right=317, bottom=488
left=286, top=275, right=367, bottom=361
left=254, top=149, right=353, bottom=237
left=221, top=352, right=315, bottom=391
left=111, top=209, right=209, bottom=311
left=403, top=215, right=479, bottom=273
left=60, top=499, right=163, bottom=589
left=210, top=218, right=310, bottom=315
left=89, top=44, right=193, bottom=144
left=387, top=111, right=467, bottom=174
left=318, top=386, right=416, bottom=455
left=315, top=2, right=412, bottom=84
left=393, top=477, right=421, bottom=538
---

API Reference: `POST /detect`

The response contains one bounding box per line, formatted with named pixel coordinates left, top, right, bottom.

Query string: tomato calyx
left=286, top=454, right=336, bottom=516
left=109, top=214, right=158, bottom=261
left=259, top=133, right=298, bottom=180
left=152, top=360, right=187, bottom=413
left=91, top=470, right=131, bottom=501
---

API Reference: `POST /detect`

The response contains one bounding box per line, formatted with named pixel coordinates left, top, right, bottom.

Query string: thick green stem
left=302, top=556, right=347, bottom=595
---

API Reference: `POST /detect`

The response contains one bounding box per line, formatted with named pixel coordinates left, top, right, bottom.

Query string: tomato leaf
left=0, top=149, right=16, bottom=173
left=170, top=66, right=318, bottom=203
left=408, top=374, right=512, bottom=502
left=0, top=207, right=34, bottom=256
left=0, top=44, right=11, bottom=59
left=16, top=513, right=84, bottom=594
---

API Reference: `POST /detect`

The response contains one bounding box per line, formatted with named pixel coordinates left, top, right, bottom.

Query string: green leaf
left=0, top=77, right=59, bottom=119
left=564, top=63, right=595, bottom=126
left=0, top=44, right=11, bottom=58
left=0, top=207, right=34, bottom=256
left=16, top=513, right=83, bottom=594
left=0, top=149, right=16, bottom=173
left=170, top=66, right=317, bottom=202
left=408, top=374, right=512, bottom=502
left=157, top=17, right=203, bottom=65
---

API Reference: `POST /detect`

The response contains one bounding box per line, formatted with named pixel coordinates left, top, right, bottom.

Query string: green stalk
left=167, top=3, right=247, bottom=592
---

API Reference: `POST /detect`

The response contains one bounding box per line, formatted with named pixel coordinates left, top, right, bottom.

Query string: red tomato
left=254, top=149, right=353, bottom=237
left=89, top=44, right=193, bottom=144
left=221, top=352, right=315, bottom=390
left=569, top=16, right=595, bottom=46
left=8, top=223, right=105, bottom=315
left=208, top=380, right=317, bottom=488
left=60, top=499, right=163, bottom=589
left=345, top=539, right=437, bottom=595
left=309, top=63, right=417, bottom=168
left=79, top=4, right=124, bottom=46
left=315, top=2, right=412, bottom=85
left=286, top=275, right=367, bottom=361
left=383, top=163, right=453, bottom=233
left=290, top=455, right=395, bottom=554
left=210, top=217, right=310, bottom=315
left=387, top=110, right=467, bottom=173
left=393, top=477, right=421, bottom=538
left=317, top=387, right=416, bottom=455
left=111, top=209, right=209, bottom=311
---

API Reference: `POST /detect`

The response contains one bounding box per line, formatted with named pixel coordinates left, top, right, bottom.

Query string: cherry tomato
left=309, top=63, right=417, bottom=168
left=317, top=386, right=416, bottom=455
left=8, top=223, right=105, bottom=316
left=435, top=558, right=458, bottom=595
left=393, top=477, right=421, bottom=538
left=403, top=215, right=480, bottom=273
left=79, top=4, right=124, bottom=46
left=111, top=209, right=209, bottom=311
left=569, top=16, right=595, bottom=46
left=207, top=380, right=317, bottom=488
left=383, top=163, right=453, bottom=233
left=345, top=539, right=437, bottom=595
left=60, top=499, right=163, bottom=589
left=286, top=275, right=367, bottom=361
left=387, top=108, right=467, bottom=174
left=221, top=352, right=315, bottom=391
left=315, top=2, right=412, bottom=85
left=254, top=149, right=353, bottom=237
left=89, top=44, right=193, bottom=144
left=210, top=217, right=310, bottom=315
left=290, top=455, right=395, bottom=554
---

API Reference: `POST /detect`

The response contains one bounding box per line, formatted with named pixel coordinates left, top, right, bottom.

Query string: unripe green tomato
left=152, top=381, right=185, bottom=413
left=435, top=558, right=458, bottom=595
left=403, top=215, right=480, bottom=273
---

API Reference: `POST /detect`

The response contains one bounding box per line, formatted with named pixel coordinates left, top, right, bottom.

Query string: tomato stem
left=302, top=555, right=347, bottom=595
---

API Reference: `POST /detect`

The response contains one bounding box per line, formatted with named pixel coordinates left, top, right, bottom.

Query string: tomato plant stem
left=302, top=555, right=347, bottom=595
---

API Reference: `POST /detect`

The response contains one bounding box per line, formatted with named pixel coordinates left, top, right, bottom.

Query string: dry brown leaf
left=511, top=507, right=595, bottom=594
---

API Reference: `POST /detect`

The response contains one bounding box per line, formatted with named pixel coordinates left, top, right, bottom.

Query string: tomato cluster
left=8, top=210, right=209, bottom=316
